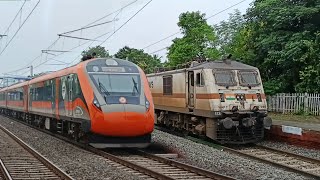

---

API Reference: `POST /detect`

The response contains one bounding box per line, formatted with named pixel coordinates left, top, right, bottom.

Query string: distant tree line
left=82, top=0, right=320, bottom=94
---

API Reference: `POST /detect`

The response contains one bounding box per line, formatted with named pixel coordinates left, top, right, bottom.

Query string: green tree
left=244, top=0, right=320, bottom=93
left=114, top=46, right=162, bottom=74
left=81, top=45, right=110, bottom=60
left=214, top=10, right=255, bottom=62
left=215, top=10, right=243, bottom=54
left=167, top=11, right=220, bottom=66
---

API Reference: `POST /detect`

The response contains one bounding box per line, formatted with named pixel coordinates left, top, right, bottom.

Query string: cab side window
left=196, top=72, right=204, bottom=86
left=163, top=76, right=173, bottom=95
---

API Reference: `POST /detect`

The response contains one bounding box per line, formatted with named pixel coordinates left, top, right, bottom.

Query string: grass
left=268, top=112, right=320, bottom=124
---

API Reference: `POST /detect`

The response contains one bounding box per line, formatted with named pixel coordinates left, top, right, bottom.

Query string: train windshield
left=213, top=70, right=236, bottom=86
left=238, top=71, right=260, bottom=86
left=91, top=74, right=141, bottom=96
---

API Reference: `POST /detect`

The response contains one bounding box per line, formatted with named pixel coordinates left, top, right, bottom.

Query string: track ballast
left=0, top=124, right=73, bottom=180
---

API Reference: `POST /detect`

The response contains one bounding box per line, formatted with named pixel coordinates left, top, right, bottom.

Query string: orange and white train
left=0, top=58, right=154, bottom=148
left=147, top=59, right=272, bottom=144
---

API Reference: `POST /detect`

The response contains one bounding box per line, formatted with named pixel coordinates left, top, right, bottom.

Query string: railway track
left=223, top=145, right=320, bottom=179
left=157, top=125, right=320, bottom=179
left=0, top=115, right=235, bottom=180
left=103, top=149, right=234, bottom=180
left=0, top=124, right=73, bottom=180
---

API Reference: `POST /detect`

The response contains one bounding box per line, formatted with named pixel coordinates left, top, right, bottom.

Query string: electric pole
left=29, top=65, right=33, bottom=77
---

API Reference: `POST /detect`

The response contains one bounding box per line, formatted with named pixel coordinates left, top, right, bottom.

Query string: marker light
left=93, top=98, right=101, bottom=111
left=106, top=59, right=118, bottom=66
left=93, top=100, right=100, bottom=107
left=146, top=99, right=150, bottom=111
left=119, top=97, right=127, bottom=104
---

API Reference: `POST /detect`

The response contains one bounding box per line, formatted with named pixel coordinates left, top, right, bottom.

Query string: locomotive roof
left=189, top=60, right=258, bottom=70
left=147, top=60, right=258, bottom=76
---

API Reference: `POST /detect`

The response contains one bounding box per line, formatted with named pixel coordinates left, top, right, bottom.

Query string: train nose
left=95, top=104, right=153, bottom=136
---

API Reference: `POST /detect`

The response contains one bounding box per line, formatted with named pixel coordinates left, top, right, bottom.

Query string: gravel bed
left=257, top=141, right=320, bottom=160
left=0, top=116, right=142, bottom=180
left=151, top=129, right=313, bottom=180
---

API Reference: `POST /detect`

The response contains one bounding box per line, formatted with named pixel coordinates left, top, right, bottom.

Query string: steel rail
left=0, top=159, right=12, bottom=180
left=89, top=148, right=174, bottom=180
left=134, top=150, right=235, bottom=180
left=0, top=124, right=73, bottom=180
left=0, top=115, right=173, bottom=180
left=223, top=145, right=320, bottom=179
left=0, top=114, right=235, bottom=180
left=156, top=125, right=320, bottom=179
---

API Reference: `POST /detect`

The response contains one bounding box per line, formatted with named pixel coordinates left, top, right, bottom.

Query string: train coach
left=0, top=58, right=154, bottom=148
left=147, top=59, right=272, bottom=144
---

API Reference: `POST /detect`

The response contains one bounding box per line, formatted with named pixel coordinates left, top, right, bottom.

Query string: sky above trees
left=0, top=0, right=251, bottom=75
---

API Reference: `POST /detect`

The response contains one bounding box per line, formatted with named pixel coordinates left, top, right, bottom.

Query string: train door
left=28, top=86, right=33, bottom=112
left=188, top=71, right=195, bottom=108
left=67, top=75, right=73, bottom=117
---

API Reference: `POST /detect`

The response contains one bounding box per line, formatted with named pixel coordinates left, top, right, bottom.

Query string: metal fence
left=267, top=93, right=320, bottom=115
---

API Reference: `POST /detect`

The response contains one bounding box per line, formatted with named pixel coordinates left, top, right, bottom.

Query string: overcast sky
left=0, top=0, right=253, bottom=76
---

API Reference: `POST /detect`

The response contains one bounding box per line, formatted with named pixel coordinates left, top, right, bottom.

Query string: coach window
left=196, top=72, right=204, bottom=87
left=44, top=81, right=50, bottom=100
left=163, top=76, right=172, bottom=95
left=74, top=75, right=81, bottom=97
left=20, top=89, right=24, bottom=101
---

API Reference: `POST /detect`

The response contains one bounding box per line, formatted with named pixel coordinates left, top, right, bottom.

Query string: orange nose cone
left=91, top=111, right=154, bottom=137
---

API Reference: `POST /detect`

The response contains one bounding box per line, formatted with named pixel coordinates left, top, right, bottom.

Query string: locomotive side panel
left=149, top=71, right=188, bottom=113
left=193, top=69, right=212, bottom=115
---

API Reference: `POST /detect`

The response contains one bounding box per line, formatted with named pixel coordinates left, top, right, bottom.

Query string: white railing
left=267, top=93, right=320, bottom=115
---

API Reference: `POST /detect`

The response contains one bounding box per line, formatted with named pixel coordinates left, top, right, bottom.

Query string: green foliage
left=242, top=0, right=320, bottom=93
left=167, top=11, right=220, bottom=66
left=81, top=45, right=110, bottom=59
left=215, top=9, right=256, bottom=62
left=114, top=46, right=162, bottom=74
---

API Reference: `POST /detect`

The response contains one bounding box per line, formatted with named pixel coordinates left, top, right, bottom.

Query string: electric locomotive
left=147, top=59, right=272, bottom=144
left=0, top=58, right=154, bottom=148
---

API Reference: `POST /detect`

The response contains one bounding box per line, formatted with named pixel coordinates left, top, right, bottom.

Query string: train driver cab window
left=213, top=70, right=236, bottom=86
left=196, top=72, right=204, bottom=87
left=163, top=76, right=172, bottom=95
left=238, top=70, right=260, bottom=87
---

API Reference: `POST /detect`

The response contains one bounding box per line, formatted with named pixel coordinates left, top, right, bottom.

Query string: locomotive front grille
left=216, top=120, right=264, bottom=144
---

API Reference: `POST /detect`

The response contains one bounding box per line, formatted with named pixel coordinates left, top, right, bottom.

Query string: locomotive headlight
left=93, top=99, right=101, bottom=110
left=145, top=99, right=150, bottom=111
left=219, top=93, right=225, bottom=102
left=93, top=100, right=100, bottom=107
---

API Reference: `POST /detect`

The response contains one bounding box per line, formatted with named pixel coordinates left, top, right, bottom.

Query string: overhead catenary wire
left=142, top=0, right=249, bottom=51
left=81, top=0, right=138, bottom=29
left=0, top=0, right=27, bottom=51
left=58, top=34, right=104, bottom=42
left=64, top=0, right=154, bottom=67
left=28, top=30, right=113, bottom=72
left=59, top=19, right=117, bottom=35
left=61, top=0, right=138, bottom=36
left=2, top=0, right=27, bottom=36
left=0, top=0, right=41, bottom=56
left=4, top=0, right=138, bottom=74
left=149, top=47, right=167, bottom=54
left=97, top=0, right=153, bottom=48
left=2, top=35, right=60, bottom=76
